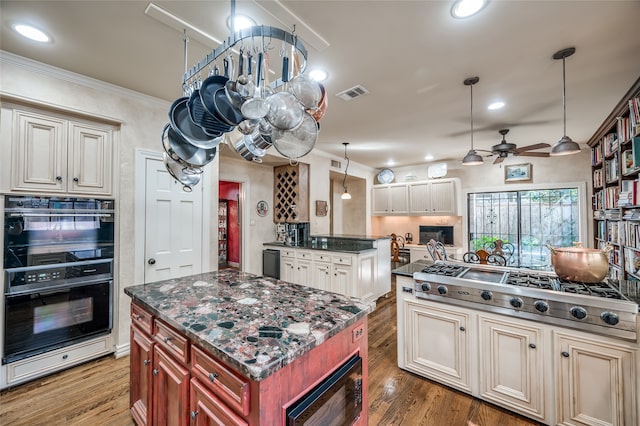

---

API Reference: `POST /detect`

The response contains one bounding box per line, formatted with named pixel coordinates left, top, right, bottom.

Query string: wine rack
left=273, top=163, right=309, bottom=223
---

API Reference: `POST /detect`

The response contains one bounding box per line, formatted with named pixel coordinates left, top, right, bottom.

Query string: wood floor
left=0, top=277, right=542, bottom=426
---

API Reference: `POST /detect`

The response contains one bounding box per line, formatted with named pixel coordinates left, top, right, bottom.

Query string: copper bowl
left=546, top=243, right=612, bottom=283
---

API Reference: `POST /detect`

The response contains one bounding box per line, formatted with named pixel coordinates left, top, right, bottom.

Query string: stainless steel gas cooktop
left=413, top=261, right=638, bottom=341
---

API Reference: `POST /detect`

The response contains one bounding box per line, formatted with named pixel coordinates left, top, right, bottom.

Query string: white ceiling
left=2, top=1, right=639, bottom=171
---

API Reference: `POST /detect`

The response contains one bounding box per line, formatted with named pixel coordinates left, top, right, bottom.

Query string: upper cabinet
left=2, top=104, right=116, bottom=197
left=273, top=163, right=309, bottom=223
left=372, top=184, right=409, bottom=215
left=373, top=178, right=459, bottom=216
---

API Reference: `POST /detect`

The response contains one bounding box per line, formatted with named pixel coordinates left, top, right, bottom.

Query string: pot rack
left=181, top=0, right=308, bottom=89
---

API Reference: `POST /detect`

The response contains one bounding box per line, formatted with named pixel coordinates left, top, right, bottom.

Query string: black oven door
left=2, top=280, right=112, bottom=364
left=286, top=355, right=363, bottom=426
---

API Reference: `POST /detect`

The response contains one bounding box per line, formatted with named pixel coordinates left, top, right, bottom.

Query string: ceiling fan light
left=462, top=149, right=484, bottom=165
left=550, top=135, right=581, bottom=156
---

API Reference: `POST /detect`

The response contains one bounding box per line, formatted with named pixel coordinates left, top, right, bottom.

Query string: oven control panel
left=5, top=260, right=113, bottom=294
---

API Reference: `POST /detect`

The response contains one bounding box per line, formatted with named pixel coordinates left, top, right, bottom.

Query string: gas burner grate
left=420, top=264, right=466, bottom=277
left=558, top=280, right=626, bottom=299
left=505, top=272, right=559, bottom=290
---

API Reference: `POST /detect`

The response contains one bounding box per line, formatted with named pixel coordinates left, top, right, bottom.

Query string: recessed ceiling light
left=387, top=160, right=395, bottom=167
left=424, top=155, right=434, bottom=161
left=451, top=0, right=488, bottom=18
left=13, top=23, right=50, bottom=42
left=488, top=101, right=505, bottom=110
left=308, top=69, right=328, bottom=82
left=226, top=14, right=255, bottom=31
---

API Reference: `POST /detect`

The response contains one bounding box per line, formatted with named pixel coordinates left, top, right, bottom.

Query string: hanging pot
left=162, top=123, right=218, bottom=169
left=234, top=134, right=266, bottom=162
left=162, top=152, right=201, bottom=192
left=546, top=243, right=613, bottom=283
left=188, top=88, right=232, bottom=137
left=309, top=83, right=328, bottom=122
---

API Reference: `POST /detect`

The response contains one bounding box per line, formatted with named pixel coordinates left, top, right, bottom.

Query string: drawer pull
left=143, top=359, right=151, bottom=366
left=62, top=354, right=68, bottom=360
left=163, top=337, right=171, bottom=343
left=134, top=314, right=142, bottom=320
left=190, top=411, right=198, bottom=419
left=208, top=372, right=219, bottom=382
left=459, top=326, right=465, bottom=332
left=153, top=368, right=159, bottom=376
left=529, top=343, right=537, bottom=349
left=561, top=351, right=570, bottom=358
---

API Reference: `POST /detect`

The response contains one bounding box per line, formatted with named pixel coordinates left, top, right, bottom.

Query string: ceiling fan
left=485, top=129, right=551, bottom=164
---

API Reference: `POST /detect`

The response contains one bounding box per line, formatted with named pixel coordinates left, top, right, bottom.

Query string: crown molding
left=0, top=50, right=170, bottom=108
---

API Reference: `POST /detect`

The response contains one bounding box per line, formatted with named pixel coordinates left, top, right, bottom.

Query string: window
left=467, top=188, right=580, bottom=268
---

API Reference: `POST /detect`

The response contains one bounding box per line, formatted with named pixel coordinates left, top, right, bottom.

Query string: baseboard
left=114, top=342, right=130, bottom=358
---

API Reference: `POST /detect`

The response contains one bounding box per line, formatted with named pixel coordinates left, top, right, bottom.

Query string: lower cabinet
left=555, top=332, right=637, bottom=426
left=190, top=378, right=247, bottom=426
left=478, top=316, right=545, bottom=422
left=395, top=278, right=638, bottom=426
left=403, top=299, right=473, bottom=393
left=153, top=345, right=190, bottom=426
left=130, top=326, right=154, bottom=426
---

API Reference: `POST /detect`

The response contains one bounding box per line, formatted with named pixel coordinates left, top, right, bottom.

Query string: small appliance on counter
left=275, top=222, right=310, bottom=246
left=404, top=232, right=413, bottom=243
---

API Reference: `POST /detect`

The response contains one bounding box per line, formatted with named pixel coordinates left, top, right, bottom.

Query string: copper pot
left=546, top=243, right=612, bottom=283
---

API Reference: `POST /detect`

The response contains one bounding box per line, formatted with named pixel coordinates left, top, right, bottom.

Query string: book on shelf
left=591, top=143, right=602, bottom=166
left=602, top=132, right=618, bottom=156
left=593, top=169, right=604, bottom=187
left=604, top=152, right=619, bottom=182
left=629, top=97, right=640, bottom=134
left=617, top=179, right=638, bottom=206
left=622, top=208, right=640, bottom=220
left=622, top=148, right=640, bottom=175
left=624, top=247, right=640, bottom=275
left=604, top=207, right=621, bottom=219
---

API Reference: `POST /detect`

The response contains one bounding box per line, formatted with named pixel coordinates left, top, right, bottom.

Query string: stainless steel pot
left=546, top=243, right=613, bottom=283
left=161, top=123, right=218, bottom=169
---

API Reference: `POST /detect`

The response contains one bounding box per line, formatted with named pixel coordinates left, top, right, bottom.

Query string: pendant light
left=462, top=76, right=483, bottom=165
left=550, top=47, right=581, bottom=156
left=341, top=142, right=352, bottom=200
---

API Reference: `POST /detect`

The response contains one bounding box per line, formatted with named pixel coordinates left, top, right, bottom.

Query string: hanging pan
left=162, top=123, right=217, bottom=169
left=169, top=97, right=223, bottom=150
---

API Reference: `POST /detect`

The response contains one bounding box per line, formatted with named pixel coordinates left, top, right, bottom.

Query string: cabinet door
left=404, top=300, right=472, bottom=392
left=332, top=265, right=352, bottom=295
left=296, top=259, right=313, bottom=286
left=430, top=180, right=456, bottom=214
left=131, top=326, right=155, bottom=426
left=280, top=257, right=296, bottom=283
left=410, top=247, right=431, bottom=262
left=389, top=185, right=409, bottom=213
left=153, top=346, right=190, bottom=426
left=479, top=316, right=545, bottom=422
left=409, top=182, right=430, bottom=213
left=12, top=110, right=67, bottom=192
left=190, top=378, right=248, bottom=426
left=69, top=122, right=113, bottom=195
left=312, top=262, right=331, bottom=291
left=372, top=186, right=390, bottom=214
left=555, top=333, right=637, bottom=426
left=353, top=254, right=375, bottom=300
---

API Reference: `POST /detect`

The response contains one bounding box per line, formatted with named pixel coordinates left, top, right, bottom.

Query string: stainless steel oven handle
left=9, top=213, right=113, bottom=217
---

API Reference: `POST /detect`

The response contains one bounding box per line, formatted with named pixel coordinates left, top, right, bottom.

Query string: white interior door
left=144, top=157, right=203, bottom=282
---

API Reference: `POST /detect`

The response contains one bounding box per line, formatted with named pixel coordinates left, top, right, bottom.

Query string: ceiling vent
left=331, top=159, right=342, bottom=168
left=336, top=85, right=369, bottom=101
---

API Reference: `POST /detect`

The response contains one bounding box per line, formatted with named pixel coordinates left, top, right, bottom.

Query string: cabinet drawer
left=191, top=345, right=250, bottom=416
left=191, top=377, right=248, bottom=426
left=332, top=255, right=352, bottom=265
left=313, top=253, right=331, bottom=263
left=296, top=250, right=312, bottom=260
left=131, top=303, right=154, bottom=335
left=154, top=319, right=189, bottom=364
left=281, top=249, right=296, bottom=258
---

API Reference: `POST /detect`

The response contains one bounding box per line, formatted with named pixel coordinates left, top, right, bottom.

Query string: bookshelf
left=589, top=77, right=640, bottom=282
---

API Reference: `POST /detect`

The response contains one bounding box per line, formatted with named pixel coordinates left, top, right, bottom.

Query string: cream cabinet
left=9, top=108, right=114, bottom=196
left=277, top=247, right=384, bottom=303
left=554, top=332, right=637, bottom=426
left=403, top=298, right=473, bottom=393
left=408, top=179, right=456, bottom=215
left=479, top=315, right=546, bottom=422
left=372, top=184, right=409, bottom=215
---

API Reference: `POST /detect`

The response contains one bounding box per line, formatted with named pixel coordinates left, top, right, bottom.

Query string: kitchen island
left=264, top=234, right=391, bottom=305
left=125, top=269, right=369, bottom=425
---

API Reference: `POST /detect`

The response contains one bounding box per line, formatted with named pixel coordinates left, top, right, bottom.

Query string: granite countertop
left=263, top=241, right=377, bottom=253
left=125, top=269, right=371, bottom=381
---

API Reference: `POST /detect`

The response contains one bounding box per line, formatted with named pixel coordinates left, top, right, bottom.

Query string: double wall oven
left=3, top=196, right=115, bottom=364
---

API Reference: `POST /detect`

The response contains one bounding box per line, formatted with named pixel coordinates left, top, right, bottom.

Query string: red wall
left=219, top=181, right=240, bottom=264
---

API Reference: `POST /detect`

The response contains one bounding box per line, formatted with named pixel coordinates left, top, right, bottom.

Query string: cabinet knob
left=62, top=354, right=68, bottom=360
left=152, top=368, right=159, bottom=376
left=529, top=343, right=537, bottom=349
left=56, top=176, right=63, bottom=181
left=148, top=258, right=156, bottom=265
left=190, top=411, right=199, bottom=419
left=73, top=177, right=79, bottom=182
left=143, top=359, right=151, bottom=366
left=561, top=351, right=570, bottom=358
left=134, top=314, right=141, bottom=320
left=208, top=372, right=219, bottom=382
left=163, top=336, right=171, bottom=343
left=459, top=326, right=465, bottom=332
